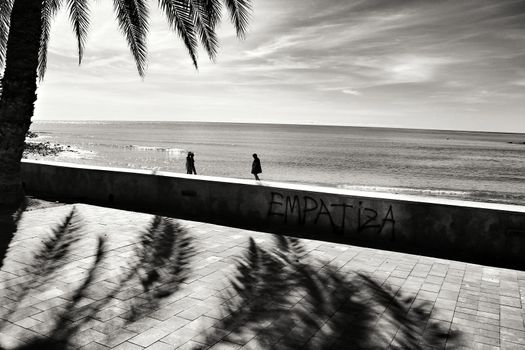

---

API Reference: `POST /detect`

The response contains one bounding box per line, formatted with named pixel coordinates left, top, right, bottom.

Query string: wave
left=124, top=145, right=186, bottom=154
left=28, top=135, right=51, bottom=141
left=24, top=142, right=96, bottom=161
left=58, top=146, right=95, bottom=160
left=35, top=120, right=113, bottom=125
left=338, top=185, right=525, bottom=205
left=81, top=142, right=187, bottom=153
left=339, top=185, right=469, bottom=196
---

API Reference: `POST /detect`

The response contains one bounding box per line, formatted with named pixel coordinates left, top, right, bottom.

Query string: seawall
left=21, top=160, right=525, bottom=269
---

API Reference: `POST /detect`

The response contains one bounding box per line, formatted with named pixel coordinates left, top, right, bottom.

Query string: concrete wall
left=21, top=160, right=525, bottom=269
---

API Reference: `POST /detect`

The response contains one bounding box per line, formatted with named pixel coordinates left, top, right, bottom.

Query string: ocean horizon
left=28, top=121, right=525, bottom=206
left=32, top=119, right=525, bottom=135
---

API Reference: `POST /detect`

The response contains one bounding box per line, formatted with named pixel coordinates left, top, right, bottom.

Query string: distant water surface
left=29, top=121, right=525, bottom=205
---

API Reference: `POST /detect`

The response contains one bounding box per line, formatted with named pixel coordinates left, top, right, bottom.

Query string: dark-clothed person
left=251, top=153, right=262, bottom=180
left=186, top=152, right=197, bottom=175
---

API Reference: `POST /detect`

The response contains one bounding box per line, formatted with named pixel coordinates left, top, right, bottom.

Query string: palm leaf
left=189, top=0, right=219, bottom=60
left=113, top=0, right=149, bottom=77
left=38, top=0, right=63, bottom=80
left=2, top=0, right=252, bottom=82
left=223, top=0, right=251, bottom=38
left=0, top=0, right=13, bottom=72
left=204, top=0, right=221, bottom=28
left=158, top=0, right=198, bottom=68
left=66, top=0, right=90, bottom=64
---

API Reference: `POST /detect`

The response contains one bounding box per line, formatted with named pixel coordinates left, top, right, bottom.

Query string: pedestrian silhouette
left=251, top=153, right=262, bottom=180
left=186, top=152, right=197, bottom=175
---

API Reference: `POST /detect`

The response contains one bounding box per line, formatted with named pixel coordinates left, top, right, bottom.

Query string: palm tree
left=0, top=0, right=251, bottom=208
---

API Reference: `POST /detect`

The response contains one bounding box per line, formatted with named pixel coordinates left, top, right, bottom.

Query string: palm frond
left=158, top=0, right=198, bottom=68
left=0, top=0, right=13, bottom=72
left=66, top=0, right=90, bottom=64
left=189, top=0, right=219, bottom=60
left=113, top=0, right=149, bottom=77
left=38, top=0, right=63, bottom=80
left=204, top=0, right=221, bottom=28
left=223, top=0, right=251, bottom=38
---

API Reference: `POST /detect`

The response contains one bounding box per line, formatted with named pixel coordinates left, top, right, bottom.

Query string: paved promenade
left=0, top=203, right=524, bottom=349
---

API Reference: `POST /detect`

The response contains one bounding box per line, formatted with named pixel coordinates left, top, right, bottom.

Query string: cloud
left=342, top=89, right=362, bottom=96
left=33, top=0, right=525, bottom=132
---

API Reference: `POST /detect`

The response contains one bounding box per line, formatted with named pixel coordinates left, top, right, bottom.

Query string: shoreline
left=23, top=150, right=525, bottom=206
left=22, top=159, right=525, bottom=209
left=23, top=155, right=525, bottom=206
left=26, top=124, right=525, bottom=207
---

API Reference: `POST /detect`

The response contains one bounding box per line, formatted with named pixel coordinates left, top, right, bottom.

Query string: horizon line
left=32, top=119, right=525, bottom=136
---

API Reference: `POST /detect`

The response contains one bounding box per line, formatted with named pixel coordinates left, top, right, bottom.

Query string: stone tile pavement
left=0, top=203, right=524, bottom=349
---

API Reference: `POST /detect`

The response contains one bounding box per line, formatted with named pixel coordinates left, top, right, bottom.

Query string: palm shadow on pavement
left=197, top=235, right=462, bottom=349
left=0, top=208, right=195, bottom=350
left=0, top=197, right=67, bottom=272
left=1, top=206, right=463, bottom=350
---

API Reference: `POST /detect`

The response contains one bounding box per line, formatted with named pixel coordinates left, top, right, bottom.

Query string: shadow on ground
left=0, top=197, right=65, bottom=271
left=0, top=207, right=195, bottom=350
left=0, top=206, right=461, bottom=349
left=197, top=235, right=462, bottom=349
left=0, top=198, right=27, bottom=272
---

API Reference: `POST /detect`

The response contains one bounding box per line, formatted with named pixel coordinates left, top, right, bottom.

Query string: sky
left=33, top=0, right=525, bottom=133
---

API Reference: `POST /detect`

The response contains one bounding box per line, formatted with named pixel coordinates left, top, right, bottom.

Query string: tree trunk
left=0, top=0, right=43, bottom=209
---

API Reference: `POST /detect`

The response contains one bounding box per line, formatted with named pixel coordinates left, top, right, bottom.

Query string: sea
left=28, top=121, right=525, bottom=206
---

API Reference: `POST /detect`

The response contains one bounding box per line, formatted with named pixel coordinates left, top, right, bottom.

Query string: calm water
left=29, top=121, right=525, bottom=205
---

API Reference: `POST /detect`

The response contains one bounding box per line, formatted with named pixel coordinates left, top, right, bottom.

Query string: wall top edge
left=21, top=159, right=525, bottom=213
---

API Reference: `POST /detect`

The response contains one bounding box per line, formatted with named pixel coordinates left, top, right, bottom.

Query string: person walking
left=186, top=152, right=197, bottom=175
left=251, top=153, right=262, bottom=180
